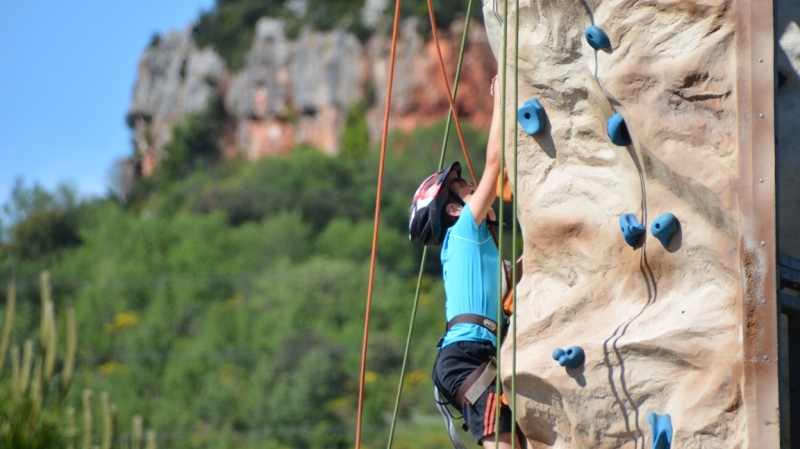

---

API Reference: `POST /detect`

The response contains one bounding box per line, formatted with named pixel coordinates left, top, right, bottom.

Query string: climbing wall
left=482, top=0, right=779, bottom=447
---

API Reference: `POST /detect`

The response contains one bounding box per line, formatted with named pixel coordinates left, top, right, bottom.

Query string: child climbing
left=409, top=76, right=523, bottom=449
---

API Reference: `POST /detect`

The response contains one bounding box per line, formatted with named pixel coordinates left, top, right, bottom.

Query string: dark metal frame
left=778, top=254, right=800, bottom=447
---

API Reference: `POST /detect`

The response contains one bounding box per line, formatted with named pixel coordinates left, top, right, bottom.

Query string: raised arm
left=467, top=75, right=503, bottom=225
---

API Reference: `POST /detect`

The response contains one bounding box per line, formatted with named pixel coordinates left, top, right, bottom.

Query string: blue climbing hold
left=585, top=25, right=611, bottom=50
left=651, top=213, right=678, bottom=247
left=620, top=213, right=646, bottom=247
left=648, top=412, right=673, bottom=449
left=607, top=113, right=633, bottom=146
left=518, top=98, right=547, bottom=136
left=552, top=346, right=585, bottom=368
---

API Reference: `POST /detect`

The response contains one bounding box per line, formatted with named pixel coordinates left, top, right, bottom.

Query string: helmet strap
left=448, top=190, right=466, bottom=206
left=446, top=189, right=500, bottom=227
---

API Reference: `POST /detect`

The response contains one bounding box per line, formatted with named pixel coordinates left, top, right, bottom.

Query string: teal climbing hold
left=607, top=113, right=633, bottom=146
left=552, top=346, right=585, bottom=368
left=620, top=213, right=646, bottom=247
left=651, top=213, right=678, bottom=247
left=518, top=98, right=547, bottom=136
left=585, top=25, right=611, bottom=50
left=648, top=412, right=672, bottom=449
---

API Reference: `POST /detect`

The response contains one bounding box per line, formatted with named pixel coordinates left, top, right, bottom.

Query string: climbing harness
left=446, top=313, right=500, bottom=335
left=433, top=358, right=498, bottom=449
left=434, top=386, right=469, bottom=449
left=457, top=357, right=499, bottom=406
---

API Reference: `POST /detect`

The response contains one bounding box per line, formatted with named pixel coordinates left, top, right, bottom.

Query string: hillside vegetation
left=192, top=0, right=483, bottom=69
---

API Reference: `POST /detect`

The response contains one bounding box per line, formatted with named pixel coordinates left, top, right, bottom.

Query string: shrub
left=340, top=103, right=370, bottom=160
left=397, top=0, right=484, bottom=36
left=156, top=95, right=226, bottom=186
left=194, top=0, right=290, bottom=70
left=1, top=180, right=83, bottom=263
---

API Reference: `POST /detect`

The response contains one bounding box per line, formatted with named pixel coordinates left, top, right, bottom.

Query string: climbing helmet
left=409, top=161, right=462, bottom=246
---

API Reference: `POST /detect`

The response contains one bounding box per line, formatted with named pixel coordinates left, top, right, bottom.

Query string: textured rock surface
left=369, top=18, right=497, bottom=136
left=482, top=0, right=780, bottom=447
left=129, top=18, right=497, bottom=168
left=226, top=19, right=296, bottom=158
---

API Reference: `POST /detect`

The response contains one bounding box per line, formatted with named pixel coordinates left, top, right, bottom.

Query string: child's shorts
left=433, top=340, right=513, bottom=445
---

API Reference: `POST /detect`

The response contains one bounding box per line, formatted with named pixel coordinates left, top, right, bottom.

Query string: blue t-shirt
left=440, top=203, right=502, bottom=348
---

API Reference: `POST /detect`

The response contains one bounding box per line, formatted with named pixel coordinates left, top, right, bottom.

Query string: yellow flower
left=218, top=364, right=235, bottom=381
left=105, top=311, right=140, bottom=333
left=98, top=362, right=124, bottom=375
left=226, top=292, right=244, bottom=308
left=403, top=369, right=426, bottom=388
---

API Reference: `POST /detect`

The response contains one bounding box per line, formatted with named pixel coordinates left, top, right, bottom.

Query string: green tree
left=340, top=103, right=370, bottom=159
left=194, top=0, right=290, bottom=70
left=157, top=96, right=226, bottom=185
left=397, top=0, right=484, bottom=36
left=1, top=180, right=82, bottom=262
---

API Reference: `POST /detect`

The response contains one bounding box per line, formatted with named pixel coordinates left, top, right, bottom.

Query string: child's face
left=450, top=178, right=476, bottom=202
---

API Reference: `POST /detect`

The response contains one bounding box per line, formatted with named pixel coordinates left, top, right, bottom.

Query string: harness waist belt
left=446, top=313, right=499, bottom=334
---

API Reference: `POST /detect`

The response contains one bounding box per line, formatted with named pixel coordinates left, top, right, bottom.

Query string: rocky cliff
left=128, top=17, right=496, bottom=175
left=483, top=0, right=786, bottom=447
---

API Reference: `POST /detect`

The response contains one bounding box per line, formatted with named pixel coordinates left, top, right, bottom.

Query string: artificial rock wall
left=483, top=0, right=780, bottom=447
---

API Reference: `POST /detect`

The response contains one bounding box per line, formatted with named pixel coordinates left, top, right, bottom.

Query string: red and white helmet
left=409, top=161, right=462, bottom=246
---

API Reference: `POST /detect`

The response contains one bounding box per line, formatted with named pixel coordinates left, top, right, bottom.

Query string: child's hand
left=490, top=75, right=502, bottom=110
left=490, top=75, right=500, bottom=98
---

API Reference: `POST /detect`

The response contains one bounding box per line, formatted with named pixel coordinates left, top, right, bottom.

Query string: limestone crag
left=225, top=19, right=296, bottom=158
left=368, top=18, right=498, bottom=137
left=129, top=31, right=226, bottom=175
left=129, top=18, right=497, bottom=173
left=482, top=0, right=784, bottom=446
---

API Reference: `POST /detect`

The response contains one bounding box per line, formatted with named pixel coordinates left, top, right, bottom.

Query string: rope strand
left=495, top=0, right=509, bottom=445
left=355, top=0, right=403, bottom=447
left=511, top=0, right=520, bottom=445
left=426, top=0, right=478, bottom=183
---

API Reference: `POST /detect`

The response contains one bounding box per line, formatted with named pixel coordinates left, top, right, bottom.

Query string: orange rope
left=355, top=0, right=402, bottom=447
left=425, top=0, right=509, bottom=285
left=426, top=0, right=478, bottom=184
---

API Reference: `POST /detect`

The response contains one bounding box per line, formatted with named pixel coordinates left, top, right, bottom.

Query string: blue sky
left=0, top=0, right=215, bottom=208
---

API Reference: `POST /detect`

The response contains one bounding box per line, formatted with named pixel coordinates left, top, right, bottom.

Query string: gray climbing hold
left=620, top=213, right=646, bottom=247
left=651, top=213, right=678, bottom=247
left=607, top=113, right=633, bottom=146
left=648, top=412, right=673, bottom=449
left=552, top=346, right=585, bottom=368
left=518, top=98, right=547, bottom=136
left=585, top=25, right=611, bottom=50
